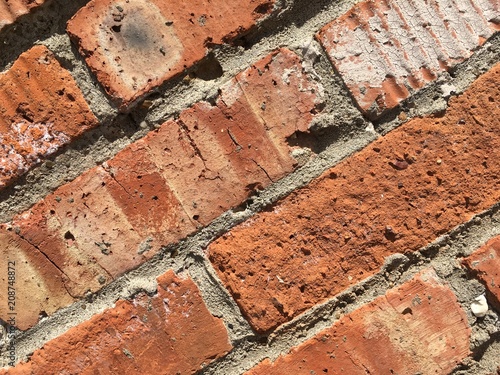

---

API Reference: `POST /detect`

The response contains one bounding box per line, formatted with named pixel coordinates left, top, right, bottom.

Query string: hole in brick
left=301, top=248, right=311, bottom=256
left=192, top=53, right=223, bottom=81
left=192, top=215, right=199, bottom=220
left=152, top=196, right=158, bottom=200
left=64, top=231, right=75, bottom=241
left=111, top=24, right=121, bottom=32
left=488, top=96, right=494, bottom=102
left=384, top=226, right=397, bottom=242
left=50, top=209, right=55, bottom=215
left=300, top=285, right=306, bottom=293
left=402, top=307, right=413, bottom=315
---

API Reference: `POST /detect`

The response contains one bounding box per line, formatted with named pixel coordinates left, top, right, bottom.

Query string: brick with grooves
left=208, top=63, right=500, bottom=333
left=463, top=237, right=500, bottom=311
left=1, top=48, right=322, bottom=329
left=67, top=0, right=279, bottom=110
left=0, top=0, right=46, bottom=31
left=0, top=271, right=232, bottom=374
left=317, top=0, right=499, bottom=118
left=0, top=45, right=98, bottom=190
left=246, top=269, right=470, bottom=374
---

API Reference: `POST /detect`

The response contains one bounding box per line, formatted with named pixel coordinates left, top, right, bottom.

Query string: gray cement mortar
left=0, top=0, right=499, bottom=372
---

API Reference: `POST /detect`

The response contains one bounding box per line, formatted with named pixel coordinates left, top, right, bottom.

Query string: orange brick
left=0, top=45, right=98, bottom=190
left=146, top=48, right=322, bottom=225
left=0, top=0, right=46, bottom=30
left=66, top=0, right=279, bottom=110
left=247, top=269, right=470, bottom=374
left=0, top=227, right=73, bottom=330
left=104, top=140, right=196, bottom=247
left=4, top=48, right=322, bottom=328
left=463, top=238, right=500, bottom=311
left=208, top=63, right=500, bottom=332
left=317, top=0, right=499, bottom=118
left=2, top=271, right=232, bottom=374
left=11, top=167, right=144, bottom=298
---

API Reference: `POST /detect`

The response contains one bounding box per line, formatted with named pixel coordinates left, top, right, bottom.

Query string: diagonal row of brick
left=0, top=48, right=323, bottom=330
left=1, top=0, right=499, bottom=372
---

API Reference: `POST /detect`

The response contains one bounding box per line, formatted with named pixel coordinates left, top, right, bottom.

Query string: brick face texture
left=317, top=0, right=500, bottom=117
left=208, top=62, right=500, bottom=333
left=1, top=48, right=322, bottom=330
left=0, top=227, right=73, bottom=330
left=67, top=0, right=279, bottom=109
left=247, top=269, right=470, bottom=374
left=1, top=0, right=500, bottom=372
left=0, top=45, right=98, bottom=189
left=0, top=271, right=232, bottom=374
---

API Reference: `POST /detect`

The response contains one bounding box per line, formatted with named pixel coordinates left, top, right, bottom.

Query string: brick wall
left=0, top=0, right=499, bottom=373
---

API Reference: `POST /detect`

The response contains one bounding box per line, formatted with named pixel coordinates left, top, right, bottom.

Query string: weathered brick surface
left=0, top=227, right=73, bottom=330
left=67, top=0, right=280, bottom=110
left=3, top=48, right=321, bottom=329
left=317, top=0, right=499, bottom=118
left=1, top=270, right=232, bottom=374
left=463, top=237, right=500, bottom=311
left=208, top=63, right=500, bottom=332
left=0, top=45, right=98, bottom=190
left=0, top=0, right=46, bottom=30
left=247, top=269, right=470, bottom=374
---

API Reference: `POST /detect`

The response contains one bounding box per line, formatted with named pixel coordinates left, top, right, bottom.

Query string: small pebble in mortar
left=470, top=294, right=488, bottom=318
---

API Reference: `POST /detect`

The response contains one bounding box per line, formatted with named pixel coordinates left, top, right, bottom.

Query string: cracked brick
left=2, top=48, right=323, bottom=329
left=0, top=227, right=73, bottom=330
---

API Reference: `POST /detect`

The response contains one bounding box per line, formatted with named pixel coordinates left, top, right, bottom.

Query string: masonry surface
left=0, top=0, right=499, bottom=374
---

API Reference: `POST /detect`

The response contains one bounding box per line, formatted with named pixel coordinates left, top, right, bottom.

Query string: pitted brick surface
left=247, top=269, right=470, bottom=374
left=209, top=63, right=500, bottom=333
left=1, top=48, right=322, bottom=329
left=0, top=45, right=98, bottom=190
left=0, top=227, right=73, bottom=330
left=317, top=0, right=499, bottom=118
left=67, top=0, right=279, bottom=110
left=0, top=271, right=232, bottom=374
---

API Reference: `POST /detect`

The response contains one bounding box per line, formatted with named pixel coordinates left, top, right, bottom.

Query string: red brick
left=317, top=0, right=499, bottom=118
left=247, top=269, right=470, bottom=374
left=1, top=270, right=232, bottom=374
left=463, top=237, right=500, bottom=311
left=145, top=48, right=322, bottom=225
left=66, top=0, right=279, bottom=110
left=0, top=45, right=98, bottom=189
left=104, top=140, right=196, bottom=247
left=4, top=48, right=321, bottom=328
left=11, top=167, right=145, bottom=298
left=0, top=0, right=46, bottom=30
left=208, top=63, right=500, bottom=332
left=0, top=227, right=73, bottom=330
